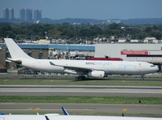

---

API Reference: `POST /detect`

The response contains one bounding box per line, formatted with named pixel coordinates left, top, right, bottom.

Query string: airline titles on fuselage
left=85, top=61, right=113, bottom=66
left=118, top=64, right=137, bottom=70
left=85, top=61, right=138, bottom=70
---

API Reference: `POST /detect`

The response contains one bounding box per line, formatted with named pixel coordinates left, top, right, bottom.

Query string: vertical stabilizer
left=4, top=38, right=32, bottom=59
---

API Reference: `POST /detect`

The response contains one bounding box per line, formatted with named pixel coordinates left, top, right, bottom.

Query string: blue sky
left=0, top=0, right=162, bottom=20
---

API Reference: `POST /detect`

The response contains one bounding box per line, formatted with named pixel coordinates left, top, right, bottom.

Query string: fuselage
left=21, top=58, right=64, bottom=73
left=0, top=115, right=161, bottom=120
left=21, top=58, right=158, bottom=75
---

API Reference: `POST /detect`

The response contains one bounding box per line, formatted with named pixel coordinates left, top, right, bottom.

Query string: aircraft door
left=139, top=63, right=146, bottom=72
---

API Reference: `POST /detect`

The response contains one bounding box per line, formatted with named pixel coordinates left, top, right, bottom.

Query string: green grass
left=0, top=74, right=162, bottom=86
left=0, top=74, right=162, bottom=79
left=1, top=79, right=162, bottom=86
left=1, top=96, right=162, bottom=104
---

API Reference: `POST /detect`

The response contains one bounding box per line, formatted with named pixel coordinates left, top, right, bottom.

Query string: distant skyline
left=0, top=0, right=162, bottom=20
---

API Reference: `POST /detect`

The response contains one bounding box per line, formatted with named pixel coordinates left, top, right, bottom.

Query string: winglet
left=0, top=112, right=4, bottom=115
left=45, top=116, right=50, bottom=120
left=61, top=107, right=69, bottom=115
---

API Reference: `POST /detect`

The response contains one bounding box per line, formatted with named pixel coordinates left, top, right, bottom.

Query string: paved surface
left=0, top=85, right=162, bottom=97
left=0, top=103, right=162, bottom=115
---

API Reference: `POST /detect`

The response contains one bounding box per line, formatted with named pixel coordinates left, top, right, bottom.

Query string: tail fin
left=4, top=38, right=32, bottom=59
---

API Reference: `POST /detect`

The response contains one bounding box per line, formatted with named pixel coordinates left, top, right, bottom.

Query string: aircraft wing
left=49, top=61, right=93, bottom=72
left=49, top=61, right=106, bottom=78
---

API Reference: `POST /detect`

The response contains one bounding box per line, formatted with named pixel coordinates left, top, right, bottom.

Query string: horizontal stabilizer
left=6, top=58, right=22, bottom=64
left=5, top=59, right=11, bottom=63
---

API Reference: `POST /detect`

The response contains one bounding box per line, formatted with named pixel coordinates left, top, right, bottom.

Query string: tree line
left=0, top=22, right=162, bottom=42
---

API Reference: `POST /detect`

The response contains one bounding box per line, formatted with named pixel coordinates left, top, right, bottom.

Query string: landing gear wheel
left=140, top=75, right=144, bottom=80
left=75, top=76, right=85, bottom=80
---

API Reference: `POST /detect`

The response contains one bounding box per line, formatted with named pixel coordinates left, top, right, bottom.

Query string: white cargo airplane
left=4, top=38, right=159, bottom=80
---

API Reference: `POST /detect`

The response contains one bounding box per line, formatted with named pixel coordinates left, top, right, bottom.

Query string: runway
left=0, top=85, right=162, bottom=97
left=0, top=103, right=162, bottom=115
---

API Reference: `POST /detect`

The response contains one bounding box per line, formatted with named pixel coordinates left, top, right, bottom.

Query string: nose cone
left=148, top=64, right=159, bottom=73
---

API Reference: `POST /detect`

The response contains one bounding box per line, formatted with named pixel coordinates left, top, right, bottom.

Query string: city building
left=20, top=8, right=32, bottom=21
left=3, top=8, right=14, bottom=20
left=34, top=9, right=42, bottom=21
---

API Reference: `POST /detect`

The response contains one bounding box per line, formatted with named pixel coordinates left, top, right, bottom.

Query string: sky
left=0, top=0, right=162, bottom=20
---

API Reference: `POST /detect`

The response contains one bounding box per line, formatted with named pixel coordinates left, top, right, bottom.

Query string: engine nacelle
left=88, top=70, right=105, bottom=78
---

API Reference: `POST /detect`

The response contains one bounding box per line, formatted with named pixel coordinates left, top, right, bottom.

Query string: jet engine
left=88, top=70, right=105, bottom=78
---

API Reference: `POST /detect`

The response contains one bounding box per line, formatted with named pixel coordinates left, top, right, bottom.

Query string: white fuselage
left=21, top=58, right=158, bottom=75
left=0, top=115, right=161, bottom=120
left=21, top=58, right=64, bottom=73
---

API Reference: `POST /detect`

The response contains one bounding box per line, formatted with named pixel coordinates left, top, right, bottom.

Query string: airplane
left=1, top=114, right=162, bottom=120
left=0, top=107, right=161, bottom=120
left=4, top=38, right=159, bottom=80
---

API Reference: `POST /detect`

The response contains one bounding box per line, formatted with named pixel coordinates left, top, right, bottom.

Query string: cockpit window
left=150, top=65, right=155, bottom=67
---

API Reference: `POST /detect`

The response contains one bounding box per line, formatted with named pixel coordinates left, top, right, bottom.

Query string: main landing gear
left=140, top=75, right=145, bottom=80
left=75, top=76, right=85, bottom=80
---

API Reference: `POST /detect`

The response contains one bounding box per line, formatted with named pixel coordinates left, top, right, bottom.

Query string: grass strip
left=1, top=96, right=162, bottom=104
left=1, top=79, right=162, bottom=86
